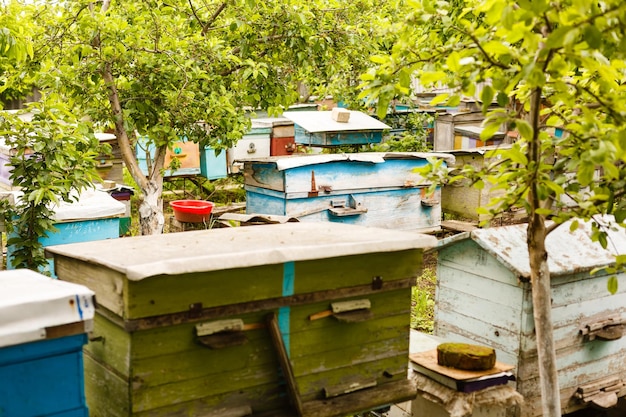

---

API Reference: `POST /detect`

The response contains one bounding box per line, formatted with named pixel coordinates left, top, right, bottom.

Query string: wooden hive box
left=228, top=123, right=272, bottom=174
left=45, top=222, right=437, bottom=417
left=283, top=111, right=390, bottom=147
left=243, top=152, right=453, bottom=234
left=440, top=146, right=511, bottom=222
left=433, top=219, right=626, bottom=416
left=433, top=111, right=485, bottom=151
left=254, top=117, right=297, bottom=156
left=0, top=269, right=95, bottom=417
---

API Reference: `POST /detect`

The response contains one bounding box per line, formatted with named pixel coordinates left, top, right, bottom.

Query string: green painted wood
left=132, top=384, right=285, bottom=417
left=125, top=264, right=284, bottom=319
left=85, top=312, right=132, bottom=377
left=292, top=334, right=408, bottom=379
left=289, top=314, right=410, bottom=359
left=130, top=310, right=269, bottom=360
left=132, top=331, right=277, bottom=389
left=292, top=251, right=421, bottom=295
left=132, top=364, right=283, bottom=412
left=84, top=353, right=130, bottom=417
left=124, top=251, right=419, bottom=320
left=296, top=354, right=409, bottom=402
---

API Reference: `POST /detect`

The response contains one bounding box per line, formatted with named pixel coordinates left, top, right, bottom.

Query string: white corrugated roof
left=241, top=152, right=455, bottom=171
left=436, top=218, right=626, bottom=278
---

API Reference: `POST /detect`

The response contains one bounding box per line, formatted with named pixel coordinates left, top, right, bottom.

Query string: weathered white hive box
left=243, top=152, right=453, bottom=233
left=0, top=269, right=95, bottom=417
left=433, top=111, right=484, bottom=151
left=45, top=222, right=437, bottom=417
left=228, top=121, right=271, bottom=173
left=433, top=219, right=626, bottom=416
left=283, top=110, right=390, bottom=147
left=441, top=146, right=511, bottom=221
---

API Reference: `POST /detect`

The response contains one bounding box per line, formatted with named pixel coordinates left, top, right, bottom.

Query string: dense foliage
left=360, top=1, right=626, bottom=415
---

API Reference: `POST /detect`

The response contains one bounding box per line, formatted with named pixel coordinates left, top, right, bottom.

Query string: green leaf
left=607, top=276, right=618, bottom=295
left=429, top=94, right=450, bottom=106
left=419, top=71, right=447, bottom=85
left=496, top=92, right=509, bottom=107
left=480, top=85, right=494, bottom=112
left=516, top=120, right=533, bottom=140
left=479, top=122, right=501, bottom=141
left=583, top=25, right=602, bottom=49
left=615, top=209, right=626, bottom=224
left=446, top=51, right=461, bottom=72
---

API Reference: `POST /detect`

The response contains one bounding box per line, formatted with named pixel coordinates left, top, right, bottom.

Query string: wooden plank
left=294, top=349, right=409, bottom=402
left=125, top=264, right=283, bottom=320
left=301, top=379, right=417, bottom=417
left=85, top=312, right=131, bottom=376
left=440, top=219, right=478, bottom=233
left=122, top=276, right=415, bottom=332
left=83, top=353, right=131, bottom=417
left=54, top=254, right=127, bottom=317
left=267, top=312, right=304, bottom=416
left=132, top=363, right=282, bottom=413
left=45, top=321, right=89, bottom=340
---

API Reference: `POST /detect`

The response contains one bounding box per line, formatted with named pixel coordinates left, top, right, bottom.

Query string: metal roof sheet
left=436, top=218, right=626, bottom=278
left=282, top=110, right=391, bottom=133
left=241, top=152, right=455, bottom=171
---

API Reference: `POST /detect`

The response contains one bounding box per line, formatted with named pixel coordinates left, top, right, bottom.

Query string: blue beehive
left=0, top=269, right=95, bottom=417
left=283, top=110, right=390, bottom=147
left=6, top=189, right=126, bottom=274
left=243, top=152, right=453, bottom=233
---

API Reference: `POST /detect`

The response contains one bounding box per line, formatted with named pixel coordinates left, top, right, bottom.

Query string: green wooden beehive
left=45, top=222, right=436, bottom=417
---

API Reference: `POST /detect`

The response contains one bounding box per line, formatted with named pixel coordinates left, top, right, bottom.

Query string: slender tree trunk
left=139, top=179, right=165, bottom=235
left=102, top=60, right=167, bottom=235
left=528, top=87, right=561, bottom=417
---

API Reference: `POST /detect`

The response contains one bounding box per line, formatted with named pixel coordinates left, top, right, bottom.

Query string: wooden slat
left=121, top=276, right=415, bottom=332
left=300, top=379, right=416, bottom=417
left=267, top=312, right=304, bottom=416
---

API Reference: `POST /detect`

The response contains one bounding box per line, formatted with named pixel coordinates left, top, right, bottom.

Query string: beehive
left=243, top=152, right=453, bottom=234
left=433, top=219, right=626, bottom=416
left=46, top=222, right=437, bottom=417
left=0, top=269, right=95, bottom=417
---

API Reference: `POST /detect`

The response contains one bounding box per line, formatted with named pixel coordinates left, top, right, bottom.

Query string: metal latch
left=328, top=195, right=367, bottom=217
left=580, top=315, right=626, bottom=341
left=574, top=376, right=626, bottom=409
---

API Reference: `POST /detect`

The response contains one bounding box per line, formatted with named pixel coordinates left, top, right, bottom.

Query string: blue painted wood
left=246, top=186, right=441, bottom=232
left=199, top=146, right=227, bottom=180
left=0, top=334, right=89, bottom=417
left=294, top=125, right=383, bottom=146
left=435, top=236, right=626, bottom=416
left=6, top=218, right=120, bottom=274
left=244, top=155, right=443, bottom=232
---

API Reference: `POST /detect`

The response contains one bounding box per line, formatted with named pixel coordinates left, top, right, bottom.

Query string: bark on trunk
left=528, top=216, right=561, bottom=417
left=139, top=180, right=165, bottom=235
left=528, top=87, right=562, bottom=417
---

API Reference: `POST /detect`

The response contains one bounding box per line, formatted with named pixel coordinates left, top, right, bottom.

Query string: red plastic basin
left=170, top=200, right=214, bottom=223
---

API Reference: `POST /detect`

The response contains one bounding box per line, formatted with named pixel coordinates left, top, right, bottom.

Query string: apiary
left=433, top=219, right=626, bottom=416
left=45, top=222, right=436, bottom=417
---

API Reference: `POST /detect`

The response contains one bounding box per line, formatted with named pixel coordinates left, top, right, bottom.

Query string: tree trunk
left=139, top=179, right=165, bottom=235
left=528, top=87, right=562, bottom=417
left=102, top=60, right=168, bottom=235
left=527, top=216, right=561, bottom=417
